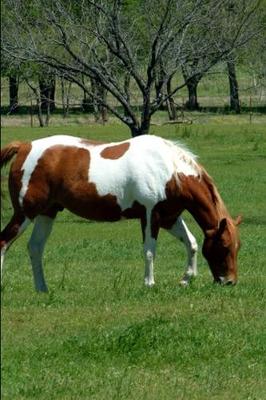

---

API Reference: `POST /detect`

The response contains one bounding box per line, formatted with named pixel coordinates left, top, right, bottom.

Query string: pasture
left=1, top=122, right=266, bottom=399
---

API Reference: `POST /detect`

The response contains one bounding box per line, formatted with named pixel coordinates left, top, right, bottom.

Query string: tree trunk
left=50, top=78, right=56, bottom=112
left=9, top=75, right=19, bottom=113
left=185, top=77, right=200, bottom=110
left=227, top=60, right=240, bottom=113
left=123, top=73, right=131, bottom=117
left=25, top=79, right=45, bottom=127
left=128, top=114, right=151, bottom=137
left=61, top=78, right=67, bottom=117
left=37, top=97, right=45, bottom=127
left=61, top=78, right=72, bottom=118
left=129, top=103, right=151, bottom=137
left=86, top=78, right=108, bottom=123
left=138, top=91, right=151, bottom=136
left=82, top=92, right=94, bottom=113
left=130, top=123, right=149, bottom=137
left=97, top=84, right=108, bottom=123
left=155, top=61, right=165, bottom=110
left=39, top=76, right=56, bottom=112
left=166, top=77, right=177, bottom=120
left=45, top=96, right=51, bottom=126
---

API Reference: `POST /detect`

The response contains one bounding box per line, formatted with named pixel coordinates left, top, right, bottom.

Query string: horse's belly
left=58, top=185, right=123, bottom=222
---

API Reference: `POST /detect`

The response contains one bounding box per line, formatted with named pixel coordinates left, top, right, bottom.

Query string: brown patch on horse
left=23, top=145, right=122, bottom=221
left=176, top=173, right=230, bottom=231
left=153, top=174, right=184, bottom=231
left=8, top=143, right=32, bottom=211
left=0, top=213, right=26, bottom=249
left=153, top=171, right=229, bottom=233
left=100, top=142, right=130, bottom=160
left=122, top=201, right=147, bottom=241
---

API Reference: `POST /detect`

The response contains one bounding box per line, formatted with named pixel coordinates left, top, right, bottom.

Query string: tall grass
left=1, top=123, right=266, bottom=399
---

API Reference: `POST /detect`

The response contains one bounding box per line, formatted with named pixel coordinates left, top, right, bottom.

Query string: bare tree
left=39, top=74, right=56, bottom=113
left=60, top=76, right=72, bottom=118
left=2, top=0, right=263, bottom=135
left=25, top=78, right=46, bottom=127
left=182, top=64, right=202, bottom=111
left=23, top=65, right=56, bottom=127
left=8, top=74, right=20, bottom=112
left=227, top=57, right=240, bottom=113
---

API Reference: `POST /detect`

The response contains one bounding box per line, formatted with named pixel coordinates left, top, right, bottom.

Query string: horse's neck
left=181, top=171, right=228, bottom=233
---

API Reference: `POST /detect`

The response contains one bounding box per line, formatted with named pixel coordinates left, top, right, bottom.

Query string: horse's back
left=8, top=134, right=196, bottom=221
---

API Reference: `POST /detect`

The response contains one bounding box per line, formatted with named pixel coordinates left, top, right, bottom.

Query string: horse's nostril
left=225, top=279, right=237, bottom=286
left=215, top=277, right=237, bottom=286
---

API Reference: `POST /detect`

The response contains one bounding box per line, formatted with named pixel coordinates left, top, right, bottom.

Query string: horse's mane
left=164, top=139, right=202, bottom=177
left=162, top=139, right=231, bottom=223
left=201, top=168, right=230, bottom=222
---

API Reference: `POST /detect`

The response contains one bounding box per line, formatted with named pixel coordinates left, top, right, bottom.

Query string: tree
left=227, top=57, right=240, bottom=113
left=2, top=0, right=263, bottom=136
left=8, top=74, right=20, bottom=113
left=24, top=65, right=55, bottom=127
left=180, top=0, right=264, bottom=112
left=241, top=0, right=266, bottom=102
left=1, top=54, right=21, bottom=113
left=182, top=65, right=202, bottom=111
left=39, top=74, right=56, bottom=113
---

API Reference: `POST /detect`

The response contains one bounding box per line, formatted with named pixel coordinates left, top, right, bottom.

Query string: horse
left=1, top=134, right=241, bottom=292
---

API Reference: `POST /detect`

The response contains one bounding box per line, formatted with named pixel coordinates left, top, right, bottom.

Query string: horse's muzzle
left=215, top=276, right=237, bottom=286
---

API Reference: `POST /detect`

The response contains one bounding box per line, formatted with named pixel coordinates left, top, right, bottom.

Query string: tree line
left=2, top=0, right=265, bottom=136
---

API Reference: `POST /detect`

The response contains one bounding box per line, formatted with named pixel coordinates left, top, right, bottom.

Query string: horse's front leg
left=167, top=217, right=198, bottom=286
left=141, top=209, right=160, bottom=287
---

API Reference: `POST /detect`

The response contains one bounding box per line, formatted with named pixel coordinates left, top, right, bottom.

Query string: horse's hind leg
left=166, top=217, right=198, bottom=286
left=1, top=213, right=31, bottom=285
left=27, top=215, right=55, bottom=292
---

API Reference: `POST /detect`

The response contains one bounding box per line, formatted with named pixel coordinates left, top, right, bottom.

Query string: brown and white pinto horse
left=1, top=134, right=241, bottom=292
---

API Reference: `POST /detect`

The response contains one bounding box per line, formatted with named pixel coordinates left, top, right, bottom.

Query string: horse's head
left=202, top=216, right=242, bottom=285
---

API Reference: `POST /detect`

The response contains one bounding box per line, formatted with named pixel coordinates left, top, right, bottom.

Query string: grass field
left=1, top=121, right=266, bottom=399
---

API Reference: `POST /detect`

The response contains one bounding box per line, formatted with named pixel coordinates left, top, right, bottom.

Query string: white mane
left=163, top=139, right=202, bottom=178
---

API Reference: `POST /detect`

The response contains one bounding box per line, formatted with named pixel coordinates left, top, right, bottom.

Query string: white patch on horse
left=167, top=217, right=198, bottom=286
left=143, top=209, right=156, bottom=286
left=88, top=135, right=199, bottom=211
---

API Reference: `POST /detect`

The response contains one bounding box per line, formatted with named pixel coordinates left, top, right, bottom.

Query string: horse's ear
left=217, top=218, right=233, bottom=247
left=218, top=218, right=228, bottom=236
left=205, top=218, right=229, bottom=239
left=234, top=215, right=242, bottom=226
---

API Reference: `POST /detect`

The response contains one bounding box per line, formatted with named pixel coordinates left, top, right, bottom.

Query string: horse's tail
left=1, top=141, right=23, bottom=169
left=1, top=141, right=24, bottom=199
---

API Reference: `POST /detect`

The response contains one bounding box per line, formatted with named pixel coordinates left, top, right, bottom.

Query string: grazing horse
left=1, top=135, right=241, bottom=292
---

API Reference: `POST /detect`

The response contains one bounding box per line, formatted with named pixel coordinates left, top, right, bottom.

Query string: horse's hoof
left=144, top=280, right=155, bottom=288
left=179, top=279, right=189, bottom=287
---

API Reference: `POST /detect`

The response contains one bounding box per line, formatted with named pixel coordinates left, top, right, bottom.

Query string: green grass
left=1, top=122, right=266, bottom=399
